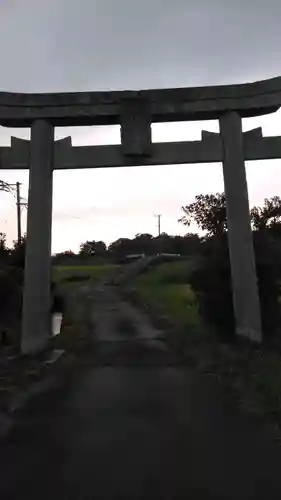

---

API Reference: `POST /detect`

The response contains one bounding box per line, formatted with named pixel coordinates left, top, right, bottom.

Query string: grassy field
left=136, top=259, right=201, bottom=331
left=52, top=264, right=118, bottom=284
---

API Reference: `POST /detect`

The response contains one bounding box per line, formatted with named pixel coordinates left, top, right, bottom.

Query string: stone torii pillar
left=219, top=112, right=262, bottom=343
left=21, top=120, right=54, bottom=354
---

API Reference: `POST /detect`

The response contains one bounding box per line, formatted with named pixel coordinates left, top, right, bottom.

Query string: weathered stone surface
left=0, top=75, right=280, bottom=127
left=3, top=129, right=281, bottom=171
left=120, top=98, right=151, bottom=156
left=243, top=127, right=263, bottom=139
left=220, top=112, right=262, bottom=343
left=21, top=120, right=54, bottom=354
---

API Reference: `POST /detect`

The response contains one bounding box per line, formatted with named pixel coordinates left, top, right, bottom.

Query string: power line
left=0, top=180, right=27, bottom=243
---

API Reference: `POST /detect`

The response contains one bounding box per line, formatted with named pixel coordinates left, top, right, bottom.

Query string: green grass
left=136, top=259, right=201, bottom=330
left=52, top=264, right=118, bottom=284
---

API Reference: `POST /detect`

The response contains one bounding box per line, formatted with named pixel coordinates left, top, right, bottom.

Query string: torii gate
left=1, top=77, right=281, bottom=353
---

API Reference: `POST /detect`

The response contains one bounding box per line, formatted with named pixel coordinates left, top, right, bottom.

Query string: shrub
left=189, top=238, right=234, bottom=338
left=189, top=233, right=281, bottom=340
left=254, top=232, right=281, bottom=336
left=0, top=267, right=23, bottom=329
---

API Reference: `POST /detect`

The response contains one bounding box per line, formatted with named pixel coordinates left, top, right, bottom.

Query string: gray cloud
left=0, top=0, right=281, bottom=93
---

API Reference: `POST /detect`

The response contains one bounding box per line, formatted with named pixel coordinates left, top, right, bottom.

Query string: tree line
left=50, top=194, right=281, bottom=264
left=52, top=233, right=201, bottom=264
left=0, top=234, right=25, bottom=269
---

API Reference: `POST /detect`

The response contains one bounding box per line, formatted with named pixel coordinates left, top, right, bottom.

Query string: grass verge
left=135, top=260, right=202, bottom=334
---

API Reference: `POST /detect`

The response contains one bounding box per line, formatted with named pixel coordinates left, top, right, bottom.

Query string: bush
left=189, top=233, right=281, bottom=340
left=9, top=238, right=25, bottom=269
left=254, top=232, right=281, bottom=336
left=0, top=267, right=23, bottom=328
left=189, top=238, right=234, bottom=338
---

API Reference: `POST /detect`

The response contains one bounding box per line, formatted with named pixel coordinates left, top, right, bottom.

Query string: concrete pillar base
left=236, top=326, right=262, bottom=344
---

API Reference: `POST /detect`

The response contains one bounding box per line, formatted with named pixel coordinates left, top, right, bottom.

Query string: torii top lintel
left=0, top=76, right=281, bottom=127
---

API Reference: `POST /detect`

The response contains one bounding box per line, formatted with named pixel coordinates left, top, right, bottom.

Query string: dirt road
left=1, top=282, right=281, bottom=499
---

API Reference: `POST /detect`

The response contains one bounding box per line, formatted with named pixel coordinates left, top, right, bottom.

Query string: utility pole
left=155, top=214, right=162, bottom=237
left=154, top=214, right=162, bottom=255
left=16, top=182, right=22, bottom=244
left=0, top=180, right=27, bottom=245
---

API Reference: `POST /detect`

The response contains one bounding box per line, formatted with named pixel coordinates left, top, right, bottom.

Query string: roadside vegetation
left=124, top=194, right=281, bottom=433
left=52, top=263, right=118, bottom=285
left=130, top=257, right=281, bottom=430
left=136, top=260, right=200, bottom=331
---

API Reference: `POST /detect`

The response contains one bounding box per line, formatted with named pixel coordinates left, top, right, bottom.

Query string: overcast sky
left=0, top=0, right=281, bottom=252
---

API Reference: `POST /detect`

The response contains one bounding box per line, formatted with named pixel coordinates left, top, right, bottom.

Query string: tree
left=182, top=192, right=281, bottom=338
left=179, top=233, right=201, bottom=255
left=108, top=238, right=133, bottom=259
left=10, top=236, right=26, bottom=269
left=52, top=250, right=77, bottom=266
left=0, top=233, right=7, bottom=254
left=0, top=233, right=9, bottom=266
left=179, top=194, right=281, bottom=239
left=132, top=234, right=153, bottom=254
left=251, top=196, right=281, bottom=231
left=0, top=233, right=6, bottom=250
left=179, top=193, right=227, bottom=238
left=79, top=240, right=107, bottom=257
left=53, top=251, right=76, bottom=257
